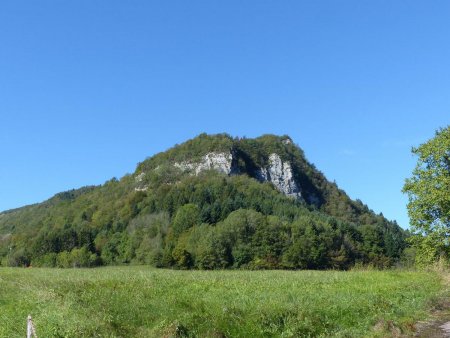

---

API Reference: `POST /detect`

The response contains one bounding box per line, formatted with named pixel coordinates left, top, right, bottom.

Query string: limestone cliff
left=136, top=150, right=303, bottom=200
left=174, top=152, right=237, bottom=175
left=255, top=153, right=302, bottom=199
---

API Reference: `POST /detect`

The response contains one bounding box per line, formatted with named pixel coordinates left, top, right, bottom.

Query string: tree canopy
left=403, top=125, right=450, bottom=265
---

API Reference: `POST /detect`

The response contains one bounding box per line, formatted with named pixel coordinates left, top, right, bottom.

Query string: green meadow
left=0, top=267, right=445, bottom=337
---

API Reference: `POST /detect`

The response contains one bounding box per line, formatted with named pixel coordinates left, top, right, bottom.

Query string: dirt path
left=415, top=273, right=450, bottom=337
left=415, top=320, right=450, bottom=337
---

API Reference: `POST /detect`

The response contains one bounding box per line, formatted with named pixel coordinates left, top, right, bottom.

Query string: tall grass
left=0, top=267, right=444, bottom=337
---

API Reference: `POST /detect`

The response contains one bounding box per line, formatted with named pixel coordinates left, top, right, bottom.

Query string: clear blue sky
left=1, top=1, right=449, bottom=228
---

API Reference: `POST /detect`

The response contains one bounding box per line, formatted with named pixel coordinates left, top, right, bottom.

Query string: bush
left=55, top=247, right=100, bottom=268
left=7, top=248, right=31, bottom=267
left=32, top=253, right=58, bottom=267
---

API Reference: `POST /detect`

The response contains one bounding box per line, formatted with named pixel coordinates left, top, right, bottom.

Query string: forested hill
left=0, top=133, right=407, bottom=269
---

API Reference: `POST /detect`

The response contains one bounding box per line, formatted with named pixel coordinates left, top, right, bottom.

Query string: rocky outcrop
left=173, top=151, right=302, bottom=200
left=255, top=153, right=302, bottom=200
left=134, top=152, right=237, bottom=191
left=135, top=151, right=302, bottom=200
left=174, top=152, right=236, bottom=175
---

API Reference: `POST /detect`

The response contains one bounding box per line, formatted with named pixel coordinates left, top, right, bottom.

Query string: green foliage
left=407, top=232, right=449, bottom=268
left=172, top=204, right=200, bottom=237
left=403, top=126, right=450, bottom=265
left=6, top=248, right=31, bottom=267
left=172, top=233, right=194, bottom=269
left=0, top=133, right=407, bottom=270
left=32, top=247, right=100, bottom=268
left=100, top=232, right=132, bottom=265
left=130, top=212, right=168, bottom=266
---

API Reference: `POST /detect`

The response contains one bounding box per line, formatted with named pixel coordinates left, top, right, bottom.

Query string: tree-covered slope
left=0, top=133, right=407, bottom=269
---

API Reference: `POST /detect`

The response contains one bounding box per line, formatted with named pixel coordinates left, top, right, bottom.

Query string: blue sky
left=0, top=1, right=449, bottom=228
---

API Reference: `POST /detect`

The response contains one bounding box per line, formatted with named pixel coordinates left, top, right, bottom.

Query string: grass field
left=0, top=267, right=446, bottom=337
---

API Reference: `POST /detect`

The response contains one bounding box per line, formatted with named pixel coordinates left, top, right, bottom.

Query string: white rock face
left=256, top=153, right=302, bottom=200
left=174, top=152, right=233, bottom=175
left=134, top=151, right=302, bottom=200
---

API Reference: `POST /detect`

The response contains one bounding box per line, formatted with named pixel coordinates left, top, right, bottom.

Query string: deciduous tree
left=403, top=126, right=450, bottom=265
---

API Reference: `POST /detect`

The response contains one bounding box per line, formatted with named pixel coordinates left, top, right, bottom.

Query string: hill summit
left=0, top=133, right=406, bottom=269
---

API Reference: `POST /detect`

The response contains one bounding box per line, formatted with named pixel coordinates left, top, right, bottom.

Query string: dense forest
left=0, top=133, right=408, bottom=269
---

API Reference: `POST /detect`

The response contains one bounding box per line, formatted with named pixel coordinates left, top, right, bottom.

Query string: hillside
left=0, top=133, right=407, bottom=269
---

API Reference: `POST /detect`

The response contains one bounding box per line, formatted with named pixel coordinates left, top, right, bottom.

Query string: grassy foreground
left=0, top=267, right=445, bottom=337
